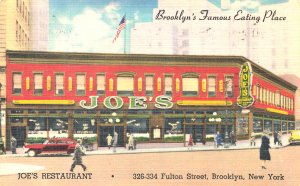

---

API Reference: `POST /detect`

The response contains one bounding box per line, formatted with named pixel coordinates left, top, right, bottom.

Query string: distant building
left=0, top=0, right=31, bottom=146
left=29, top=0, right=49, bottom=51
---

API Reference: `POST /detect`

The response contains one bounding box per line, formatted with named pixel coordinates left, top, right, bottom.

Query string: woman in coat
left=128, top=133, right=134, bottom=150
left=260, top=131, right=271, bottom=169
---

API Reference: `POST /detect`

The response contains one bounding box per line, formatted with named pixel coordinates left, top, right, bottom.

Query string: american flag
left=112, top=15, right=126, bottom=43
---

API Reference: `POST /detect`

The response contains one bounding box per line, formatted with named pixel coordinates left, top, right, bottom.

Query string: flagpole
left=124, top=23, right=126, bottom=54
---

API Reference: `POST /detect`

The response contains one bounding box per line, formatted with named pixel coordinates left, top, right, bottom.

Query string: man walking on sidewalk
left=70, top=139, right=87, bottom=172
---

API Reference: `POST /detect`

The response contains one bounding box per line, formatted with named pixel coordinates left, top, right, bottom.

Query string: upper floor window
left=164, top=76, right=173, bottom=96
left=145, top=75, right=153, bottom=96
left=256, top=85, right=260, bottom=101
left=225, top=76, right=233, bottom=97
left=208, top=76, right=216, bottom=97
left=182, top=74, right=198, bottom=96
left=55, top=74, right=64, bottom=96
left=12, top=72, right=22, bottom=94
left=96, top=74, right=105, bottom=96
left=275, top=90, right=280, bottom=107
left=117, top=74, right=134, bottom=96
left=34, top=73, right=43, bottom=95
left=76, top=74, right=86, bottom=95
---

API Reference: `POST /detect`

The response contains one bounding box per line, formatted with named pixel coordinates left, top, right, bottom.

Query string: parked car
left=289, top=130, right=300, bottom=145
left=23, top=138, right=77, bottom=157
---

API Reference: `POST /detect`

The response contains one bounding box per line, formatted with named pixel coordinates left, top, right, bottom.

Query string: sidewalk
left=3, top=134, right=291, bottom=157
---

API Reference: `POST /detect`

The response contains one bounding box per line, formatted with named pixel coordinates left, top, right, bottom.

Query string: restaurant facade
left=4, top=50, right=297, bottom=148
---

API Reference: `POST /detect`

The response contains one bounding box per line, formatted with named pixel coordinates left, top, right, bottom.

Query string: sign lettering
left=237, top=62, right=254, bottom=108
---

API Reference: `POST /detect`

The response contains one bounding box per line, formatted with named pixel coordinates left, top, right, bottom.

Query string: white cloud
left=50, top=6, right=124, bottom=53
left=134, top=11, right=140, bottom=21
left=57, top=16, right=71, bottom=25
left=104, top=2, right=120, bottom=13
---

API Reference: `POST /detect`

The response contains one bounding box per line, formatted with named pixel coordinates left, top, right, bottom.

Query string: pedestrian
left=82, top=136, right=88, bottom=149
left=133, top=137, right=137, bottom=150
left=274, top=131, right=279, bottom=146
left=70, top=139, right=87, bottom=172
left=214, top=132, right=217, bottom=148
left=216, top=131, right=222, bottom=148
left=128, top=133, right=134, bottom=150
left=0, top=137, right=6, bottom=155
left=260, top=131, right=271, bottom=169
left=112, top=131, right=118, bottom=153
left=188, top=134, right=193, bottom=150
left=250, top=132, right=256, bottom=146
left=230, top=131, right=236, bottom=146
left=106, top=133, right=113, bottom=149
left=277, top=131, right=282, bottom=146
left=11, top=136, right=17, bottom=154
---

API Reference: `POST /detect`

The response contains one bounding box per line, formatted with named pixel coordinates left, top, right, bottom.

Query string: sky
left=49, top=0, right=157, bottom=53
left=49, top=0, right=294, bottom=54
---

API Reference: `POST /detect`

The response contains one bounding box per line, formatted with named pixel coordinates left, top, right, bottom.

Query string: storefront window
left=73, top=118, right=96, bottom=138
left=282, top=121, right=287, bottom=133
left=126, top=118, right=149, bottom=137
left=10, top=118, right=23, bottom=123
left=263, top=119, right=272, bottom=132
left=99, top=117, right=124, bottom=124
left=253, top=118, right=263, bottom=133
left=48, top=118, right=68, bottom=137
left=236, top=117, right=248, bottom=135
left=28, top=118, right=47, bottom=137
left=206, top=124, right=217, bottom=134
left=185, top=125, right=203, bottom=143
left=288, top=121, right=295, bottom=131
left=273, top=120, right=281, bottom=132
left=164, top=118, right=183, bottom=134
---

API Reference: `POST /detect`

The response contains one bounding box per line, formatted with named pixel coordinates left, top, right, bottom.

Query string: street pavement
left=4, top=134, right=291, bottom=156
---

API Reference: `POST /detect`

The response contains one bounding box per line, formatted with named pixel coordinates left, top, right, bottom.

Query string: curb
left=1, top=143, right=290, bottom=157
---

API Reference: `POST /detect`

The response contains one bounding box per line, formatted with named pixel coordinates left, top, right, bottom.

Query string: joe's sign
left=79, top=95, right=173, bottom=110
left=237, top=62, right=254, bottom=108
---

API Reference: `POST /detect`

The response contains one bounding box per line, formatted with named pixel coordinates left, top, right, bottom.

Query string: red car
left=23, top=138, right=77, bottom=157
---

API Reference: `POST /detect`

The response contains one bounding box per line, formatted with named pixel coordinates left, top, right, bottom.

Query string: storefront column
left=68, top=112, right=74, bottom=139
left=248, top=112, right=253, bottom=139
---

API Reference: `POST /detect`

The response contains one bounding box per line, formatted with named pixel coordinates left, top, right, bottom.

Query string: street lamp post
left=224, top=96, right=230, bottom=148
left=224, top=80, right=230, bottom=148
left=0, top=83, right=2, bottom=139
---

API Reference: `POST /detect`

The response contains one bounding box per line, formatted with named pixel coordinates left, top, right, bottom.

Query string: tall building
left=29, top=0, right=49, bottom=51
left=0, top=0, right=31, bottom=146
